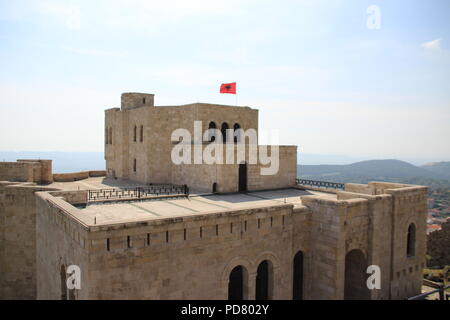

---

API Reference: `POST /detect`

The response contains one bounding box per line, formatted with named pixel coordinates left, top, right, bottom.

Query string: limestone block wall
left=0, top=160, right=53, bottom=184
left=344, top=183, right=373, bottom=195
left=386, top=186, right=428, bottom=299
left=300, top=196, right=346, bottom=299
left=35, top=199, right=300, bottom=300
left=17, top=160, right=53, bottom=184
left=35, top=193, right=90, bottom=300
left=337, top=191, right=393, bottom=300
left=121, top=92, right=154, bottom=110
left=336, top=182, right=428, bottom=300
left=0, top=182, right=58, bottom=299
left=170, top=144, right=296, bottom=193
left=0, top=162, right=32, bottom=182
left=247, top=146, right=297, bottom=191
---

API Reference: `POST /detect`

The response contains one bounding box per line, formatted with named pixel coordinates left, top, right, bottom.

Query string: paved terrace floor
left=49, top=176, right=159, bottom=192
left=71, top=186, right=336, bottom=226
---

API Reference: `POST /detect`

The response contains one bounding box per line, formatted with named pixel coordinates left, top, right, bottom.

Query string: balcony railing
left=87, top=184, right=189, bottom=202
left=296, top=178, right=345, bottom=190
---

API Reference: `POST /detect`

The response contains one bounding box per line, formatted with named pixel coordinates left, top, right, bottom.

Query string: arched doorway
left=228, top=265, right=247, bottom=300
left=256, top=260, right=273, bottom=300
left=221, top=123, right=229, bottom=143
left=238, top=163, right=247, bottom=192
left=292, top=251, right=304, bottom=300
left=344, top=249, right=370, bottom=300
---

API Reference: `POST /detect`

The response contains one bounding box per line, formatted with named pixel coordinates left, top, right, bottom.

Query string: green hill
left=297, top=159, right=450, bottom=189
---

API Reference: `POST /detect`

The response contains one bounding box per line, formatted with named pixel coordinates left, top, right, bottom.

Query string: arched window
left=233, top=123, right=241, bottom=143
left=256, top=260, right=273, bottom=300
left=293, top=251, right=304, bottom=300
left=407, top=223, right=416, bottom=257
left=133, top=126, right=137, bottom=142
left=221, top=122, right=229, bottom=143
left=140, top=125, right=144, bottom=142
left=133, top=159, right=137, bottom=172
left=208, top=122, right=217, bottom=142
left=228, top=265, right=247, bottom=300
left=109, top=127, right=113, bottom=145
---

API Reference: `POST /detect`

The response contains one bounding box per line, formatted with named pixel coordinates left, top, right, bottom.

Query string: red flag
left=220, top=82, right=236, bottom=94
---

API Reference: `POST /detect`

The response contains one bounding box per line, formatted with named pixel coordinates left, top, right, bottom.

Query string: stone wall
left=53, top=170, right=106, bottom=182
left=0, top=182, right=58, bottom=299
left=0, top=160, right=53, bottom=184
left=35, top=193, right=90, bottom=300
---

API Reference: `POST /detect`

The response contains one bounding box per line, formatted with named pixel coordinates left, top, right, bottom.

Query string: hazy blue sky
left=0, top=0, right=449, bottom=163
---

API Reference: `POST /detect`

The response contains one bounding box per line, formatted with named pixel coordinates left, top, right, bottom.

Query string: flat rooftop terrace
left=69, top=189, right=334, bottom=227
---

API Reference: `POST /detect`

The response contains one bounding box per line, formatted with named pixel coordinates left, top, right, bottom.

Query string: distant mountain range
left=420, top=162, right=450, bottom=180
left=298, top=160, right=450, bottom=189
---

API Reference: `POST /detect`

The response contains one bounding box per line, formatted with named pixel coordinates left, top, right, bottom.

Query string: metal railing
left=408, top=283, right=450, bottom=300
left=87, top=184, right=189, bottom=202
left=296, top=178, right=345, bottom=190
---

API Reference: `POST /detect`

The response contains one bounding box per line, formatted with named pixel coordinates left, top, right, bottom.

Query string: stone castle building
left=0, top=93, right=427, bottom=300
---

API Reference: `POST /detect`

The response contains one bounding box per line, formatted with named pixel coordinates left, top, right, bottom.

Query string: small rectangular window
left=106, top=238, right=110, bottom=251
left=147, top=233, right=150, bottom=246
left=127, top=236, right=132, bottom=248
